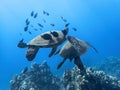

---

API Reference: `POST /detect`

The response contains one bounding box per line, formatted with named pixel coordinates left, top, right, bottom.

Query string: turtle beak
left=26, top=47, right=39, bottom=61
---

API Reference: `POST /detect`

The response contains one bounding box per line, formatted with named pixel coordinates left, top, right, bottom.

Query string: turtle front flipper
left=74, top=56, right=85, bottom=71
left=26, top=47, right=39, bottom=61
left=57, top=58, right=67, bottom=69
left=49, top=47, right=57, bottom=57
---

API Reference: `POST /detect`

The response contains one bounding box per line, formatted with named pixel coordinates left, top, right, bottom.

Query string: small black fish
left=28, top=31, right=32, bottom=34
left=60, top=16, right=67, bottom=22
left=31, top=11, right=34, bottom=17
left=37, top=23, right=44, bottom=28
left=63, top=19, right=67, bottom=22
left=50, top=24, right=55, bottom=27
left=34, top=13, right=38, bottom=18
left=25, top=18, right=30, bottom=25
left=43, top=11, right=46, bottom=14
left=61, top=16, right=64, bottom=19
left=34, top=28, right=38, bottom=31
left=42, top=19, right=46, bottom=23
left=26, top=21, right=30, bottom=25
left=46, top=12, right=49, bottom=16
left=24, top=26, right=28, bottom=32
left=21, top=67, right=28, bottom=74
left=43, top=10, right=49, bottom=16
left=65, top=23, right=70, bottom=27
left=41, top=34, right=52, bottom=40
left=25, top=18, right=28, bottom=23
left=72, top=27, right=77, bottom=31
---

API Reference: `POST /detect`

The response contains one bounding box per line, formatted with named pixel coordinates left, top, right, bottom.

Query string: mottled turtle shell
left=67, top=36, right=88, bottom=56
left=56, top=36, right=97, bottom=70
left=59, top=41, right=77, bottom=59
left=59, top=38, right=88, bottom=58
left=27, top=30, right=66, bottom=47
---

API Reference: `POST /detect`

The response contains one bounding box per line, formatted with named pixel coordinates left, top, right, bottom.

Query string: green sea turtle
left=55, top=36, right=98, bottom=71
left=17, top=28, right=69, bottom=61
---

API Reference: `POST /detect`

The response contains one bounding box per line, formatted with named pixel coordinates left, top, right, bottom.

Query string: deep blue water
left=0, top=0, right=120, bottom=89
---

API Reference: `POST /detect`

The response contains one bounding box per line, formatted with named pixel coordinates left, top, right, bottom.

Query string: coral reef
left=98, top=56, right=120, bottom=79
left=10, top=61, right=62, bottom=90
left=62, top=66, right=120, bottom=90
left=10, top=61, right=120, bottom=90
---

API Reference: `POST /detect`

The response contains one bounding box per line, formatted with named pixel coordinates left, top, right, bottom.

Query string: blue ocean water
left=0, top=0, right=120, bottom=89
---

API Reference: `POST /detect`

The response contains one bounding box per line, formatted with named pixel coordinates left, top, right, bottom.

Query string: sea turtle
left=17, top=28, right=69, bottom=61
left=55, top=36, right=98, bottom=71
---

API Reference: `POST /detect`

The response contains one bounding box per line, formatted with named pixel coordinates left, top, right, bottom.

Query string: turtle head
left=67, top=36, right=77, bottom=44
left=62, top=28, right=69, bottom=36
left=67, top=36, right=80, bottom=54
left=17, top=39, right=27, bottom=48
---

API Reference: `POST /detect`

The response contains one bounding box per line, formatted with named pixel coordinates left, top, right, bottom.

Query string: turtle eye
left=51, top=31, right=59, bottom=37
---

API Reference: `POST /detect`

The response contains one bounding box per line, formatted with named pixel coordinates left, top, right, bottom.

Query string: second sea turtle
left=55, top=36, right=98, bottom=71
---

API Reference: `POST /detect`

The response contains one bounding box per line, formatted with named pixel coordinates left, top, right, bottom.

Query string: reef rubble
left=10, top=61, right=120, bottom=90
left=62, top=66, right=120, bottom=90
left=10, top=61, right=62, bottom=90
left=98, top=56, right=120, bottom=79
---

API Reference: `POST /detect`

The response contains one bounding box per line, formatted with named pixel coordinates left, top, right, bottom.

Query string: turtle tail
left=17, top=39, right=27, bottom=48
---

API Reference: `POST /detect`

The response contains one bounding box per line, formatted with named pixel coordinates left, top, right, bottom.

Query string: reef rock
left=62, top=66, right=120, bottom=90
left=99, top=56, right=120, bottom=79
left=10, top=61, right=120, bottom=90
left=10, top=61, right=61, bottom=90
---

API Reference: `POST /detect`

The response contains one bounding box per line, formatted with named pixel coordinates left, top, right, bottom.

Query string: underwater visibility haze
left=0, top=0, right=120, bottom=90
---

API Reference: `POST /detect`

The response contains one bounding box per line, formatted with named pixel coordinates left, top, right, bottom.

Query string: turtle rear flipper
left=26, top=47, right=39, bottom=61
left=49, top=47, right=57, bottom=57
left=57, top=58, right=67, bottom=69
left=74, top=56, right=85, bottom=71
